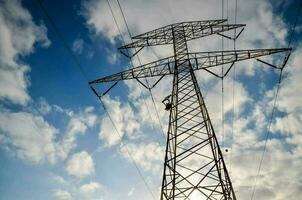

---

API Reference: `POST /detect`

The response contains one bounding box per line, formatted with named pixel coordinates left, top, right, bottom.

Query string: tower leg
left=160, top=25, right=236, bottom=200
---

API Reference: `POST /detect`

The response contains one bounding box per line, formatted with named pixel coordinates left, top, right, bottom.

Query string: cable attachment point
left=162, top=95, right=172, bottom=111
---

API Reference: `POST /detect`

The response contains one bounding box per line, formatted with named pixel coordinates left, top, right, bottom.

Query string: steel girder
left=119, top=20, right=245, bottom=57
left=89, top=48, right=290, bottom=84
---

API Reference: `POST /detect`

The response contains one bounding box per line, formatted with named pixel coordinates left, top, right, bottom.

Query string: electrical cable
left=106, top=0, right=165, bottom=146
left=250, top=70, right=283, bottom=200
left=99, top=97, right=157, bottom=200
left=250, top=2, right=301, bottom=199
left=115, top=0, right=167, bottom=140
left=288, top=1, right=302, bottom=49
left=221, top=0, right=225, bottom=148
left=229, top=0, right=238, bottom=176
left=35, top=1, right=157, bottom=199
left=36, top=0, right=89, bottom=82
left=106, top=0, right=165, bottom=198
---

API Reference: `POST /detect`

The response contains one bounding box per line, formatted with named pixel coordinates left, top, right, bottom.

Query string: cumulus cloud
left=99, top=95, right=140, bottom=146
left=0, top=0, right=50, bottom=105
left=0, top=108, right=58, bottom=164
left=80, top=181, right=102, bottom=195
left=72, top=39, right=84, bottom=54
left=53, top=189, right=73, bottom=200
left=52, top=175, right=68, bottom=185
left=120, top=142, right=164, bottom=174
left=66, top=151, right=95, bottom=179
left=127, top=187, right=135, bottom=197
left=58, top=106, right=97, bottom=159
left=37, top=97, right=52, bottom=115
left=0, top=104, right=98, bottom=164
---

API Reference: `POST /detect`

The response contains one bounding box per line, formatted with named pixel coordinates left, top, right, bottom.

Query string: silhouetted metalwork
left=89, top=19, right=291, bottom=199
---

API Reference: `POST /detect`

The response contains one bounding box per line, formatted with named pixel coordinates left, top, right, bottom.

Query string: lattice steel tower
left=90, top=19, right=291, bottom=200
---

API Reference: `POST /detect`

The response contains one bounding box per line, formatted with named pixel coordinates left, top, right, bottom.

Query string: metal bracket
left=119, top=48, right=131, bottom=58
left=89, top=81, right=119, bottom=97
left=90, top=86, right=101, bottom=98
left=223, top=62, right=235, bottom=78
left=217, top=27, right=245, bottom=40
left=256, top=50, right=291, bottom=71
left=135, top=78, right=149, bottom=89
left=256, top=59, right=280, bottom=69
left=135, top=74, right=166, bottom=90
left=119, top=46, right=144, bottom=58
left=234, top=28, right=244, bottom=40
left=203, top=68, right=221, bottom=78
left=203, top=62, right=235, bottom=79
left=217, top=32, right=233, bottom=40
left=132, top=47, right=144, bottom=57
left=281, top=52, right=291, bottom=70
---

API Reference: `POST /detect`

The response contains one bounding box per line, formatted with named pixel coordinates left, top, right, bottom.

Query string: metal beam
left=89, top=48, right=291, bottom=84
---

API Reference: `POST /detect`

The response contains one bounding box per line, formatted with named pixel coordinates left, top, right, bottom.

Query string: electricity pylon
left=90, top=19, right=291, bottom=200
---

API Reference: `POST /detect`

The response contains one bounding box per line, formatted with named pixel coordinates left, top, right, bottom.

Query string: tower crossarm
left=189, top=48, right=291, bottom=71
left=133, top=19, right=226, bottom=39
left=89, top=55, right=175, bottom=84
left=119, top=22, right=245, bottom=57
left=89, top=48, right=291, bottom=84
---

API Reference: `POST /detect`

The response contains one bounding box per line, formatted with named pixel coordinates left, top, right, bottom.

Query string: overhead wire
left=105, top=0, right=163, bottom=198
left=35, top=0, right=157, bottom=199
left=106, top=0, right=164, bottom=146
left=288, top=1, right=302, bottom=49
left=115, top=0, right=167, bottom=140
left=250, top=2, right=302, bottom=199
left=221, top=0, right=225, bottom=148
left=229, top=0, right=238, bottom=176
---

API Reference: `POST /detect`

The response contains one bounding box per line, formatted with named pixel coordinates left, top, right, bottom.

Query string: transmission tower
left=90, top=19, right=291, bottom=200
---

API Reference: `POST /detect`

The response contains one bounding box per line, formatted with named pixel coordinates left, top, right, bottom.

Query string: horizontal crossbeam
left=133, top=19, right=226, bottom=39
left=119, top=23, right=245, bottom=57
left=89, top=48, right=291, bottom=84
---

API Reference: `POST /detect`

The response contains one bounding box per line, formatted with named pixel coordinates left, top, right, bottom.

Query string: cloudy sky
left=0, top=0, right=301, bottom=200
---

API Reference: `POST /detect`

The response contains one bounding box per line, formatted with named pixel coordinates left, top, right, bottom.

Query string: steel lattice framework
left=90, top=19, right=291, bottom=200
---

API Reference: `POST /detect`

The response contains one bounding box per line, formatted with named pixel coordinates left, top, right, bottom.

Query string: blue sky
left=0, top=0, right=302, bottom=200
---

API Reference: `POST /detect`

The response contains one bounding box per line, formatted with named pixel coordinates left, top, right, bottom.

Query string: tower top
left=119, top=19, right=245, bottom=57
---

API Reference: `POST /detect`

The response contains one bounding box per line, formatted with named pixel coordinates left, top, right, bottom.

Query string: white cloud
left=37, top=98, right=52, bottom=115
left=120, top=142, right=163, bottom=173
left=58, top=106, right=97, bottom=159
left=99, top=95, right=140, bottom=146
left=80, top=181, right=102, bottom=194
left=0, top=103, right=98, bottom=165
left=66, top=151, right=95, bottom=179
left=0, top=0, right=50, bottom=105
left=0, top=109, right=58, bottom=164
left=72, top=39, right=84, bottom=54
left=52, top=175, right=68, bottom=185
left=53, top=189, right=73, bottom=200
left=127, top=187, right=135, bottom=197
left=105, top=48, right=119, bottom=64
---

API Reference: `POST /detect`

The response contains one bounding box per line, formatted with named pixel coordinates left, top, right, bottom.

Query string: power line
left=250, top=70, right=283, bottom=200
left=106, top=0, right=165, bottom=147
left=288, top=1, right=302, bottom=48
left=35, top=1, right=157, bottom=199
left=36, top=0, right=89, bottom=82
left=221, top=0, right=225, bottom=147
left=115, top=0, right=167, bottom=140
left=106, top=0, right=124, bottom=45
left=229, top=0, right=238, bottom=176
left=98, top=97, right=157, bottom=200
left=116, top=0, right=133, bottom=39
left=250, top=2, right=301, bottom=199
